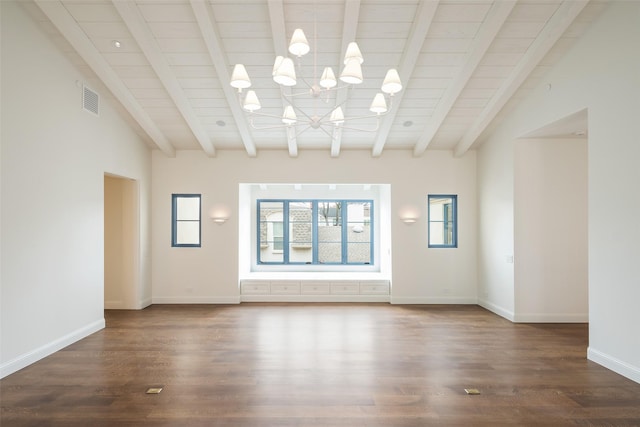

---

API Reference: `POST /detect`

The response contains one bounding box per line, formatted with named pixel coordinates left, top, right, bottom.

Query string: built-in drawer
left=360, top=281, right=390, bottom=294
left=241, top=281, right=270, bottom=295
left=300, top=281, right=331, bottom=295
left=331, top=281, right=360, bottom=295
left=270, top=281, right=300, bottom=295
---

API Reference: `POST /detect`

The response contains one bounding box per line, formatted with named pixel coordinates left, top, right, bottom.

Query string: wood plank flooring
left=2, top=304, right=640, bottom=426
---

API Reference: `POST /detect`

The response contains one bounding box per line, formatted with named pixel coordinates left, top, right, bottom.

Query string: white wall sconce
left=210, top=204, right=231, bottom=225
left=398, top=204, right=421, bottom=225
left=211, top=216, right=228, bottom=224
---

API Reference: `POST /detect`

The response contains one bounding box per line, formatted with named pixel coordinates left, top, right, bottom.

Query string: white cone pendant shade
left=381, top=68, right=402, bottom=94
left=369, top=93, right=388, bottom=114
left=319, top=67, right=337, bottom=89
left=340, top=58, right=363, bottom=84
left=231, top=27, right=399, bottom=131
left=273, top=57, right=297, bottom=86
left=289, top=29, right=310, bottom=57
left=230, top=64, right=251, bottom=89
left=282, top=106, right=297, bottom=125
left=243, top=90, right=261, bottom=112
left=272, top=56, right=284, bottom=76
left=330, top=107, right=345, bottom=125
left=344, top=42, right=364, bottom=65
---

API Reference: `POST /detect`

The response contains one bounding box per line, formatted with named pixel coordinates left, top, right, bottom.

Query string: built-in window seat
left=239, top=273, right=390, bottom=302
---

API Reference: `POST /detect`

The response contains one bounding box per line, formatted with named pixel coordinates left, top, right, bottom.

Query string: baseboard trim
left=240, top=295, right=390, bottom=303
left=151, top=296, right=241, bottom=304
left=513, top=313, right=589, bottom=323
left=104, top=300, right=123, bottom=309
left=390, top=296, right=478, bottom=304
left=588, top=347, right=640, bottom=384
left=139, top=297, right=153, bottom=309
left=477, top=298, right=515, bottom=321
left=0, top=319, right=105, bottom=379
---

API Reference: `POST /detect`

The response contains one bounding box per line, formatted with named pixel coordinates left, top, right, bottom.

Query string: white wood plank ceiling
left=24, top=0, right=609, bottom=158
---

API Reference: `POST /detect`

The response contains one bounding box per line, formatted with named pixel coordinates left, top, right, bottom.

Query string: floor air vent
left=83, top=85, right=99, bottom=116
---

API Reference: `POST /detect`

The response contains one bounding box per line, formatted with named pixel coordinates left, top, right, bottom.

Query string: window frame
left=171, top=193, right=202, bottom=248
left=427, top=194, right=458, bottom=249
left=257, top=199, right=374, bottom=265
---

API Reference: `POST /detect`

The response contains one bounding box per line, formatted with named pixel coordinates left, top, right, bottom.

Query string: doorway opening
left=104, top=174, right=140, bottom=309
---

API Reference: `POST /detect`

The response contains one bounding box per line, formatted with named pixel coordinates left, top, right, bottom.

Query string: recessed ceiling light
left=216, top=120, right=226, bottom=127
left=112, top=40, right=122, bottom=49
left=403, top=120, right=413, bottom=127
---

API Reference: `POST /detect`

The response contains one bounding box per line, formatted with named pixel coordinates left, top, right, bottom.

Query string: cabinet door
left=241, top=281, right=270, bottom=294
left=301, top=281, right=331, bottom=295
left=360, top=281, right=389, bottom=295
left=270, top=281, right=300, bottom=295
left=331, top=281, right=359, bottom=295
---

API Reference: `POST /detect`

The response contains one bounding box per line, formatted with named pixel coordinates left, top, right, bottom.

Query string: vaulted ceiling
left=24, top=0, right=608, bottom=158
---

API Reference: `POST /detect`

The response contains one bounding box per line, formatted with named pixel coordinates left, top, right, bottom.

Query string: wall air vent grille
left=83, top=85, right=99, bottom=116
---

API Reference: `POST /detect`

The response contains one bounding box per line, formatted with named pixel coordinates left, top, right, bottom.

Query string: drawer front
left=360, top=283, right=390, bottom=294
left=270, top=282, right=300, bottom=295
left=241, top=281, right=270, bottom=294
left=300, top=282, right=331, bottom=295
left=331, top=282, right=359, bottom=295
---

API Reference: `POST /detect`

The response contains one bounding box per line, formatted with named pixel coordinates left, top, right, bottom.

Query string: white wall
left=477, top=1, right=640, bottom=383
left=477, top=131, right=515, bottom=319
left=0, top=2, right=151, bottom=378
left=514, top=138, right=588, bottom=322
left=151, top=149, right=477, bottom=304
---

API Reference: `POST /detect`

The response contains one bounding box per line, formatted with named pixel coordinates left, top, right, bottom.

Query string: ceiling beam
left=371, top=0, right=439, bottom=157
left=35, top=0, right=176, bottom=157
left=453, top=0, right=589, bottom=157
left=413, top=0, right=516, bottom=157
left=113, top=1, right=216, bottom=157
left=267, top=0, right=297, bottom=157
left=190, top=0, right=257, bottom=157
left=330, top=0, right=361, bottom=158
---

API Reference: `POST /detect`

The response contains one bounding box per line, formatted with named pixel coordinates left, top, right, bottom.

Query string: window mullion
left=312, top=201, right=318, bottom=264
left=341, top=200, right=348, bottom=264
left=283, top=201, right=290, bottom=264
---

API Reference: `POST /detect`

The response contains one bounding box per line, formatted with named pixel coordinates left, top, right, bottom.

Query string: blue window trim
left=428, top=194, right=457, bottom=248
left=257, top=199, right=374, bottom=265
left=171, top=193, right=201, bottom=248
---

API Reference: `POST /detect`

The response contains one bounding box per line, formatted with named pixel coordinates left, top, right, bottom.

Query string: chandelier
left=229, top=27, right=402, bottom=139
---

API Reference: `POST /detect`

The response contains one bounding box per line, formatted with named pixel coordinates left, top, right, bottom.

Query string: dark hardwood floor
left=2, top=304, right=640, bottom=426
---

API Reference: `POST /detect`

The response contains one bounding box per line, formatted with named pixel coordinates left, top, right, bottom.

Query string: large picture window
left=172, top=194, right=201, bottom=247
left=428, top=195, right=457, bottom=248
left=257, top=199, right=373, bottom=265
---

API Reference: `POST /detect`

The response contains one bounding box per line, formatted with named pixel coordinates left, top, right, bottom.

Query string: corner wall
left=514, top=138, right=588, bottom=322
left=477, top=1, right=640, bottom=383
left=0, top=2, right=151, bottom=378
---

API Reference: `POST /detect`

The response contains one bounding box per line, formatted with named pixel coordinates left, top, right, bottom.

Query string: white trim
left=0, top=319, right=105, bottom=379
left=513, top=313, right=588, bottom=323
left=139, top=297, right=153, bottom=309
left=240, top=295, right=390, bottom=303
left=151, top=296, right=240, bottom=304
left=588, top=347, right=640, bottom=385
left=477, top=298, right=515, bottom=321
left=390, top=296, right=478, bottom=305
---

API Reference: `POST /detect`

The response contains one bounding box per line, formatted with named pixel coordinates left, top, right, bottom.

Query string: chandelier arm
left=341, top=112, right=388, bottom=122
left=246, top=110, right=290, bottom=121
left=290, top=124, right=313, bottom=139
left=279, top=96, right=315, bottom=122
left=247, top=115, right=301, bottom=131
left=248, top=122, right=299, bottom=131
left=321, top=118, right=381, bottom=133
